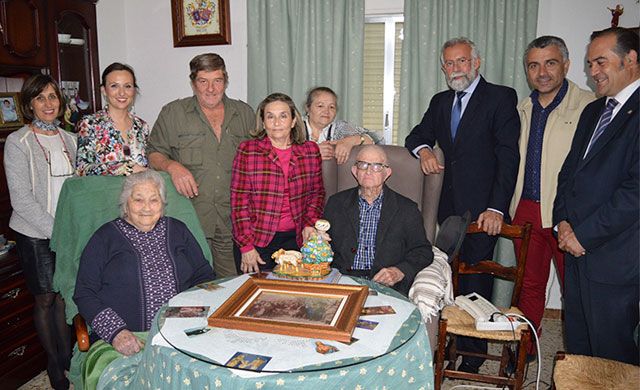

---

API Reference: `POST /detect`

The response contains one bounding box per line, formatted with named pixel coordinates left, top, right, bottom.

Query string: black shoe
left=51, top=377, right=70, bottom=390
left=457, top=360, right=480, bottom=374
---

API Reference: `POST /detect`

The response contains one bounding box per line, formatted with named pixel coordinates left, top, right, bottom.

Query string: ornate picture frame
left=171, top=0, right=231, bottom=47
left=0, top=93, right=24, bottom=128
left=209, top=279, right=368, bottom=342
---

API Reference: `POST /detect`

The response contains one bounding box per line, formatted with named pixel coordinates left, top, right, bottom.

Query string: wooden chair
left=552, top=352, right=640, bottom=389
left=434, top=222, right=533, bottom=390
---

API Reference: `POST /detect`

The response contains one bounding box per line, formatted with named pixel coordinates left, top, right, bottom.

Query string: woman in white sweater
left=4, top=74, right=77, bottom=390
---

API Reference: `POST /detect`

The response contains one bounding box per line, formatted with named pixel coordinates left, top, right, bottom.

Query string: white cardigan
left=4, top=125, right=77, bottom=239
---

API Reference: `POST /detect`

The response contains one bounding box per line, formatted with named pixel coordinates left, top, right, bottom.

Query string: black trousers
left=233, top=230, right=298, bottom=273
left=564, top=256, right=639, bottom=365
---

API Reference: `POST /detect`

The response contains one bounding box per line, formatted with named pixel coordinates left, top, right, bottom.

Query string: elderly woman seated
left=73, top=170, right=214, bottom=386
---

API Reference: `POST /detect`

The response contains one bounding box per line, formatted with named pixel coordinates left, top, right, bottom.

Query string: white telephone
left=454, top=292, right=519, bottom=331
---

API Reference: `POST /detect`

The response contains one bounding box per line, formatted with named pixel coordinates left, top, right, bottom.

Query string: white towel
left=408, top=247, right=454, bottom=323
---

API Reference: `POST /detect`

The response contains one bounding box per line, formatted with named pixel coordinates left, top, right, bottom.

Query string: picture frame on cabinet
left=171, top=0, right=231, bottom=47
left=0, top=93, right=24, bottom=128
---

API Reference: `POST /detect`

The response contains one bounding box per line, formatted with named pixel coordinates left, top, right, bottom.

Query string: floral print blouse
left=76, top=109, right=150, bottom=176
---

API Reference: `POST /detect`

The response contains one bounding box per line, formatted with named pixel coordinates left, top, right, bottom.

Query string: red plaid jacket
left=231, top=137, right=325, bottom=249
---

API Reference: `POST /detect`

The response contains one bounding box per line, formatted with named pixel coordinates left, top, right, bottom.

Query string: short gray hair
left=441, top=37, right=481, bottom=64
left=524, top=36, right=569, bottom=64
left=119, top=170, right=167, bottom=218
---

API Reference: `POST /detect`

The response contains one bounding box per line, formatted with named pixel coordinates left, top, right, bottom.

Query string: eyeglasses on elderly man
left=354, top=160, right=389, bottom=172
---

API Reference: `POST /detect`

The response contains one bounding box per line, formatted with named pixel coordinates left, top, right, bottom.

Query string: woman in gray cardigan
left=4, top=74, right=77, bottom=390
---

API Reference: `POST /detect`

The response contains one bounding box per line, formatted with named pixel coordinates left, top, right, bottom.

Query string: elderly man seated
left=324, top=145, right=434, bottom=295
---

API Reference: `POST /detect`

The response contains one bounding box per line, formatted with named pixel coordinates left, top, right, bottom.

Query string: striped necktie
left=584, top=98, right=619, bottom=157
left=450, top=91, right=467, bottom=139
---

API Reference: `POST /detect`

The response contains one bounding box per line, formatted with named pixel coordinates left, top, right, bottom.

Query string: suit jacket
left=405, top=76, right=520, bottom=222
left=510, top=80, right=595, bottom=227
left=323, top=185, right=434, bottom=295
left=553, top=88, right=639, bottom=286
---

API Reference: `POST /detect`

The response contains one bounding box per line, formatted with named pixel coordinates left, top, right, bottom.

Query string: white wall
left=96, top=0, right=248, bottom=124
left=537, top=0, right=639, bottom=91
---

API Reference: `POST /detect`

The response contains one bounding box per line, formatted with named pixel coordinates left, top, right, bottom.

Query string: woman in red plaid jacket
left=231, top=93, right=325, bottom=273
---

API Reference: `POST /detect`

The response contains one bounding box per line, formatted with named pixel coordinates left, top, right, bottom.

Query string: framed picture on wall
left=171, top=0, right=231, bottom=47
left=0, top=93, right=24, bottom=128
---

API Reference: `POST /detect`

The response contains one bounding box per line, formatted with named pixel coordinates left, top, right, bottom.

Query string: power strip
left=476, top=317, right=524, bottom=331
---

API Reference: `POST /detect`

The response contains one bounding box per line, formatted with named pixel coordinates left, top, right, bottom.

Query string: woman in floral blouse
left=76, top=62, right=150, bottom=176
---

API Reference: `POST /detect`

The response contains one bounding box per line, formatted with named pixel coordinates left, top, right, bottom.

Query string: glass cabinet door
left=55, top=11, right=98, bottom=131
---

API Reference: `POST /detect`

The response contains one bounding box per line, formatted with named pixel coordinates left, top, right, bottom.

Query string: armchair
left=322, top=144, right=445, bottom=349
left=322, top=144, right=443, bottom=242
left=50, top=174, right=212, bottom=353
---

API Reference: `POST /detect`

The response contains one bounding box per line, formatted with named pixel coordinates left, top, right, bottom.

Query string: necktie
left=584, top=98, right=618, bottom=157
left=450, top=91, right=467, bottom=140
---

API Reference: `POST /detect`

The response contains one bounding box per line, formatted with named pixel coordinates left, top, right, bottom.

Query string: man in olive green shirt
left=147, top=53, right=255, bottom=277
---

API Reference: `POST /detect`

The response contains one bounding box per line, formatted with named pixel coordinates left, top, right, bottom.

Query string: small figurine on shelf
left=608, top=4, right=624, bottom=27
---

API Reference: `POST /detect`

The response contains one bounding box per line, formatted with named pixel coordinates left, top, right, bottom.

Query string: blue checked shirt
left=353, top=191, right=384, bottom=270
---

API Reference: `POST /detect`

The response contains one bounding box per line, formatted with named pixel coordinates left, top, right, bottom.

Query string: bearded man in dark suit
left=405, top=37, right=520, bottom=372
left=554, top=27, right=639, bottom=365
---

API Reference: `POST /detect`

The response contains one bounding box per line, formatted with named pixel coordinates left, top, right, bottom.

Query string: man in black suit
left=405, top=37, right=520, bottom=372
left=553, top=27, right=639, bottom=365
left=323, top=145, right=433, bottom=295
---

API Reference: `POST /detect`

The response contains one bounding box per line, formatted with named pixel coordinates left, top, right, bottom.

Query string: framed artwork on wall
left=0, top=93, right=24, bottom=128
left=208, top=279, right=368, bottom=342
left=171, top=0, right=231, bottom=47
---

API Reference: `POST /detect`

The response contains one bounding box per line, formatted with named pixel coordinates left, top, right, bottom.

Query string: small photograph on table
left=315, top=341, right=339, bottom=354
left=196, top=281, right=223, bottom=291
left=225, top=351, right=272, bottom=371
left=237, top=290, right=346, bottom=326
left=361, top=305, right=396, bottom=316
left=356, top=318, right=379, bottom=330
left=164, top=305, right=209, bottom=318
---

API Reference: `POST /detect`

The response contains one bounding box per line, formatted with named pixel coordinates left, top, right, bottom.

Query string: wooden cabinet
left=0, top=128, right=47, bottom=389
left=0, top=1, right=100, bottom=387
left=0, top=254, right=46, bottom=389
left=0, top=0, right=49, bottom=68
left=50, top=0, right=101, bottom=121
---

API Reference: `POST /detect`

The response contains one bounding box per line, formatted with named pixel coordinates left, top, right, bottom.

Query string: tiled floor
left=20, top=318, right=563, bottom=389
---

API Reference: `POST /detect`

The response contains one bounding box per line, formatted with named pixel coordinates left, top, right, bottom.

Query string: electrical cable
left=503, top=313, right=542, bottom=390
left=445, top=311, right=541, bottom=390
